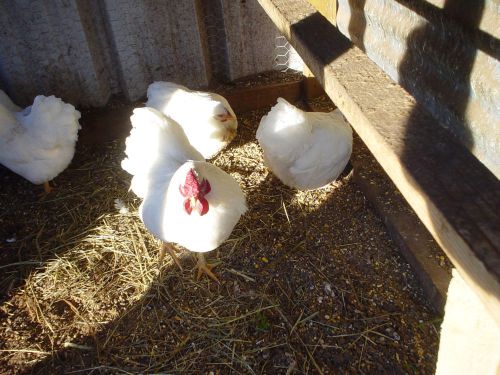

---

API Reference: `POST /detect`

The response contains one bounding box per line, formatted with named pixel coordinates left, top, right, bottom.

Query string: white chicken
left=146, top=81, right=237, bottom=159
left=121, top=107, right=247, bottom=281
left=256, top=98, right=353, bottom=190
left=0, top=90, right=81, bottom=194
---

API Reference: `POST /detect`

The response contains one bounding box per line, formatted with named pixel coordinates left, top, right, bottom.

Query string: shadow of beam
left=398, top=0, right=500, bottom=322
left=394, top=0, right=499, bottom=59
left=289, top=11, right=352, bottom=84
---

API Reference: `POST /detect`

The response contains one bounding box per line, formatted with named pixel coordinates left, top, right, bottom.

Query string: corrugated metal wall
left=336, top=0, right=500, bottom=178
left=0, top=0, right=289, bottom=107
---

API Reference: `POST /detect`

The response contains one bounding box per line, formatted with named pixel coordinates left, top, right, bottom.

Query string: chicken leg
left=196, top=253, right=219, bottom=282
left=159, top=242, right=183, bottom=271
left=43, top=181, right=53, bottom=194
left=38, top=181, right=53, bottom=199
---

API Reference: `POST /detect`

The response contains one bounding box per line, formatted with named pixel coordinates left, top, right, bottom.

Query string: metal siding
left=0, top=1, right=496, bottom=177
left=0, top=0, right=110, bottom=107
left=101, top=0, right=209, bottom=101
left=0, top=0, right=283, bottom=106
left=221, top=0, right=279, bottom=80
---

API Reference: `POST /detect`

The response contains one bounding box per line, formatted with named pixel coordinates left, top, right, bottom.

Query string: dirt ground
left=0, top=90, right=440, bottom=374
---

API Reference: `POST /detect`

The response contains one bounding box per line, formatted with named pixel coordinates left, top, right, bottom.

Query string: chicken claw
left=196, top=253, right=219, bottom=283
left=159, top=242, right=183, bottom=271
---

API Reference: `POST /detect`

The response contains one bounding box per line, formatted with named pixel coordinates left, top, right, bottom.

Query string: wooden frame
left=256, top=0, right=500, bottom=323
left=305, top=0, right=336, bottom=25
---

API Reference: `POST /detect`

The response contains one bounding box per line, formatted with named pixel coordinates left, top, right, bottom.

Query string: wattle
left=196, top=197, right=209, bottom=216
left=183, top=197, right=209, bottom=216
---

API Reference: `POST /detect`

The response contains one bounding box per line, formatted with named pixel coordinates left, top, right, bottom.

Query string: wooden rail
left=221, top=77, right=323, bottom=112
left=257, top=0, right=500, bottom=324
left=305, top=0, right=336, bottom=25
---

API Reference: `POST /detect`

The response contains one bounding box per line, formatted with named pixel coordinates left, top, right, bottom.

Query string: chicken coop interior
left=0, top=1, right=499, bottom=374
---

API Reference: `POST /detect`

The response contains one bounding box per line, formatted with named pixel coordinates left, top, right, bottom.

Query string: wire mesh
left=199, top=0, right=231, bottom=83
left=274, top=35, right=304, bottom=72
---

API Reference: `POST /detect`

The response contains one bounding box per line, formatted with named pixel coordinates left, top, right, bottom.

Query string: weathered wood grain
left=223, top=79, right=302, bottom=112
left=256, top=0, right=500, bottom=324
left=305, top=0, right=337, bottom=24
left=418, top=0, right=499, bottom=39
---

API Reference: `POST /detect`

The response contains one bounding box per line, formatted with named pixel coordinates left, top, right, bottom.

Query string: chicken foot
left=196, top=253, right=219, bottom=283
left=159, top=242, right=183, bottom=271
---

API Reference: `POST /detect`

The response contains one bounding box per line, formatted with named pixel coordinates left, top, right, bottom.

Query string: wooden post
left=436, top=270, right=500, bottom=374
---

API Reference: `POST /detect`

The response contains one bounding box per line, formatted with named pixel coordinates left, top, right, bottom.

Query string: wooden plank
left=305, top=0, right=336, bottom=25
left=414, top=0, right=499, bottom=39
left=221, top=77, right=323, bottom=111
left=256, top=0, right=500, bottom=324
left=79, top=103, right=136, bottom=145
left=301, top=76, right=325, bottom=100
left=335, top=0, right=500, bottom=178
left=221, top=78, right=315, bottom=113
left=436, top=270, right=500, bottom=375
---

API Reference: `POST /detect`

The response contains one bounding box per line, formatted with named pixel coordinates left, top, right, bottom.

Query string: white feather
left=256, top=98, right=353, bottom=190
left=141, top=161, right=247, bottom=253
left=121, top=107, right=203, bottom=198
left=146, top=81, right=237, bottom=159
left=0, top=91, right=81, bottom=184
left=121, top=107, right=247, bottom=253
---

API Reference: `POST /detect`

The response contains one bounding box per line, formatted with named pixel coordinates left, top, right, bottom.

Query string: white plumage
left=122, top=107, right=247, bottom=279
left=146, top=81, right=237, bottom=159
left=141, top=160, right=247, bottom=253
left=256, top=98, right=353, bottom=190
left=121, top=107, right=204, bottom=199
left=0, top=90, right=81, bottom=186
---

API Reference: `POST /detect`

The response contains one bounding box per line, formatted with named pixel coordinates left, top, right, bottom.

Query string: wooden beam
left=221, top=80, right=303, bottom=113
left=218, top=77, right=324, bottom=112
left=256, top=0, right=500, bottom=324
left=79, top=104, right=135, bottom=145
left=301, top=75, right=325, bottom=99
left=305, top=0, right=336, bottom=25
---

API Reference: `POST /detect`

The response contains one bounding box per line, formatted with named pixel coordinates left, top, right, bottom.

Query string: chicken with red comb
left=122, top=107, right=247, bottom=281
